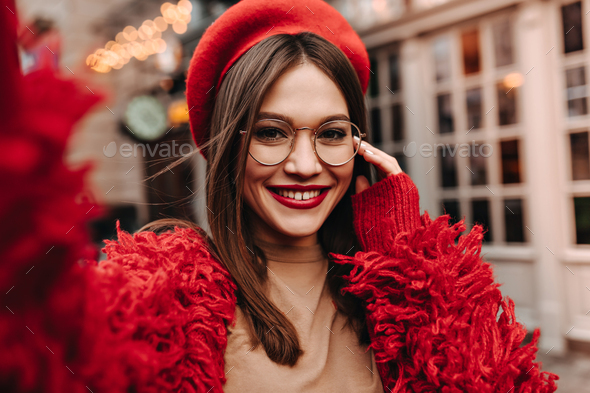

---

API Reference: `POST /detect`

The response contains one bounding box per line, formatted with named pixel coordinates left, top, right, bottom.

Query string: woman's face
left=242, top=62, right=354, bottom=246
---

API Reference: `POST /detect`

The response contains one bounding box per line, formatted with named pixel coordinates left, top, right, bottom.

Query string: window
left=437, top=93, right=454, bottom=133
left=439, top=146, right=458, bottom=188
left=570, top=131, right=590, bottom=180
left=565, top=67, right=588, bottom=117
left=561, top=2, right=584, bottom=54
left=497, top=81, right=517, bottom=125
left=492, top=18, right=514, bottom=67
left=504, top=198, right=525, bottom=243
left=371, top=107, right=382, bottom=144
left=392, top=104, right=404, bottom=141
left=501, top=139, right=521, bottom=184
left=366, top=48, right=405, bottom=169
left=466, top=87, right=483, bottom=130
left=461, top=28, right=481, bottom=75
left=469, top=143, right=488, bottom=185
left=472, top=199, right=492, bottom=242
left=433, top=36, right=451, bottom=82
left=427, top=18, right=528, bottom=245
left=369, top=57, right=379, bottom=97
left=574, top=197, right=590, bottom=244
left=441, top=199, right=461, bottom=225
left=389, top=53, right=400, bottom=92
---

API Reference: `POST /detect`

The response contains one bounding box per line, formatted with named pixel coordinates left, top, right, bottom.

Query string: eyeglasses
left=239, top=118, right=366, bottom=166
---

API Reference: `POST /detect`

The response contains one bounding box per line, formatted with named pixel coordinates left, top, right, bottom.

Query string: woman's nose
left=283, top=131, right=322, bottom=177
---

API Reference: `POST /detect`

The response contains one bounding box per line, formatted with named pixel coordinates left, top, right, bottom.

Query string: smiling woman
left=156, top=32, right=376, bottom=371
left=0, top=0, right=559, bottom=392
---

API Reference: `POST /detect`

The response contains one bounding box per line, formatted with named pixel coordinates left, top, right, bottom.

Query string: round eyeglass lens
left=248, top=119, right=294, bottom=165
left=314, top=120, right=361, bottom=165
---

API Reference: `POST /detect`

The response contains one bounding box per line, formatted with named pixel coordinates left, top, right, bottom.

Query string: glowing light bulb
left=92, top=61, right=111, bottom=73
left=164, top=7, right=179, bottom=24
left=123, top=26, right=138, bottom=41
left=154, top=16, right=168, bottom=32
left=172, top=21, right=187, bottom=34
left=177, top=0, right=193, bottom=14
left=178, top=11, right=191, bottom=23
left=155, top=38, right=167, bottom=53
left=127, top=41, right=142, bottom=57
left=115, top=32, right=128, bottom=44
left=86, top=53, right=98, bottom=67
left=151, top=30, right=162, bottom=40
left=161, top=2, right=174, bottom=15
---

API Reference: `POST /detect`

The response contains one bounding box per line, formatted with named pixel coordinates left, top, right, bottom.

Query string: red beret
left=186, top=0, right=370, bottom=160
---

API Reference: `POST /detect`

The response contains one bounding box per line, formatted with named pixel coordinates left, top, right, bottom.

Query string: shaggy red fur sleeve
left=89, top=223, right=238, bottom=392
left=330, top=173, right=559, bottom=392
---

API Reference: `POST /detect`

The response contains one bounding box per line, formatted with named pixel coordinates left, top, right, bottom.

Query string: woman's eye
left=318, top=129, right=346, bottom=140
left=254, top=128, right=289, bottom=141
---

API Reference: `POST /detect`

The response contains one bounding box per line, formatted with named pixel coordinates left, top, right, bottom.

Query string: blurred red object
left=17, top=16, right=61, bottom=73
left=0, top=0, right=108, bottom=391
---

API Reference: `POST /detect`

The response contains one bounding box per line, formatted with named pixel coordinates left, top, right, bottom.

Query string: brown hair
left=141, top=32, right=374, bottom=367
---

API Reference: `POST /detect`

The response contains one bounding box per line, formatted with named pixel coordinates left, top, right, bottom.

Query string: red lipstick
left=266, top=186, right=331, bottom=209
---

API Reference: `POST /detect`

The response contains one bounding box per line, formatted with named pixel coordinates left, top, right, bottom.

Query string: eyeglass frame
left=239, top=118, right=366, bottom=166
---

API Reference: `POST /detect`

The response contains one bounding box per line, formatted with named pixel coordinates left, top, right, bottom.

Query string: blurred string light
left=503, top=72, right=524, bottom=89
left=168, top=99, right=190, bottom=125
left=87, top=0, right=192, bottom=73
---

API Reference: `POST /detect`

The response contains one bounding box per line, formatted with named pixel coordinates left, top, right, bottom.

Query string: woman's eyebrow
left=256, top=112, right=351, bottom=124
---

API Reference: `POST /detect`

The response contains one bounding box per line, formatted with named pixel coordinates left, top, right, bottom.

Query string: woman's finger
left=362, top=151, right=396, bottom=180
left=354, top=138, right=403, bottom=177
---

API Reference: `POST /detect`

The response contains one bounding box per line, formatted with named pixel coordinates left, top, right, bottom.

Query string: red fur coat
left=90, top=173, right=558, bottom=393
left=0, top=0, right=557, bottom=391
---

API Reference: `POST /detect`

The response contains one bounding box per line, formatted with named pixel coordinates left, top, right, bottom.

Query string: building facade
left=331, top=0, right=590, bottom=354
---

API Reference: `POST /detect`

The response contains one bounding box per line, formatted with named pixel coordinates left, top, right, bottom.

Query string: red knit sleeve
left=351, top=172, right=421, bottom=253
left=329, top=175, right=559, bottom=391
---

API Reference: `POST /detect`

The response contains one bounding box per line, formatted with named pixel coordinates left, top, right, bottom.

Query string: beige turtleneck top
left=222, top=238, right=384, bottom=393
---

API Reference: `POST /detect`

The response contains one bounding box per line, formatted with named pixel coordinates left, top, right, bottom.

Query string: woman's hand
left=354, top=138, right=404, bottom=194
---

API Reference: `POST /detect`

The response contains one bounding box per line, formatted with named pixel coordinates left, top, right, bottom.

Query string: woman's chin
left=270, top=217, right=324, bottom=239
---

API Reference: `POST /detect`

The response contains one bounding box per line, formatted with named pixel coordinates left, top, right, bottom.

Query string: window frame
left=366, top=42, right=406, bottom=161
left=424, top=11, right=526, bottom=245
left=557, top=1, right=590, bottom=247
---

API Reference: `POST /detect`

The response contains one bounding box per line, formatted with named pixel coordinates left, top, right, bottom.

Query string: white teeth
left=276, top=189, right=322, bottom=200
